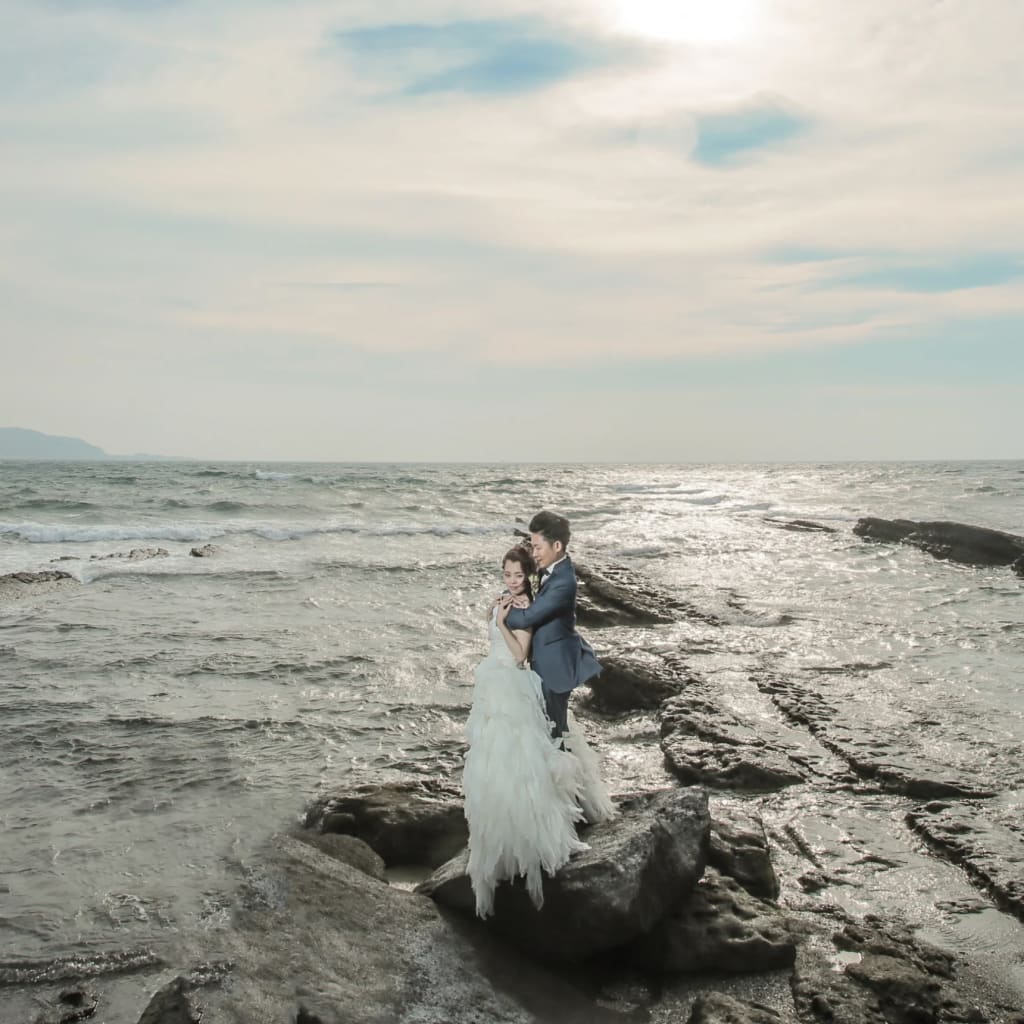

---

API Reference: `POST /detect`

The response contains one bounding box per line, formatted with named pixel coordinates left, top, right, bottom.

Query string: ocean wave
left=612, top=483, right=700, bottom=494
left=8, top=499, right=99, bottom=512
left=0, top=519, right=507, bottom=544
left=684, top=493, right=727, bottom=505
left=181, top=653, right=374, bottom=680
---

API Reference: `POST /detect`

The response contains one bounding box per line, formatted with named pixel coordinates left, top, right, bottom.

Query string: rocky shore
left=109, top=555, right=1024, bottom=1024
left=8, top=516, right=1023, bottom=1024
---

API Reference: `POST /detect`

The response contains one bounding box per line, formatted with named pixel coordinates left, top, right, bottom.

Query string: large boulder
left=853, top=518, right=1024, bottom=567
left=292, top=831, right=387, bottom=881
left=416, top=788, right=710, bottom=962
left=660, top=696, right=805, bottom=792
left=133, top=834, right=626, bottom=1024
left=303, top=779, right=467, bottom=868
left=627, top=868, right=796, bottom=974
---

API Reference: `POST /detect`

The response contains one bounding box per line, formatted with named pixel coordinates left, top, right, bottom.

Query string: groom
left=502, top=510, right=601, bottom=741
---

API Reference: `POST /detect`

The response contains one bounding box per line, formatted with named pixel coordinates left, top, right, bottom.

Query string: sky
left=1, top=0, right=1022, bottom=461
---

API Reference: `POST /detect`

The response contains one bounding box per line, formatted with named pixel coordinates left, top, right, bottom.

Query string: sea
left=1, top=460, right=1022, bottom=1018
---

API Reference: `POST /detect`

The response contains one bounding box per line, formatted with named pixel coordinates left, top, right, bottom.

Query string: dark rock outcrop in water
left=90, top=547, right=169, bottom=562
left=134, top=834, right=624, bottom=1024
left=0, top=569, right=78, bottom=604
left=416, top=788, right=709, bottom=962
left=189, top=544, right=218, bottom=558
left=1, top=570, right=74, bottom=585
left=575, top=561, right=721, bottom=627
left=907, top=801, right=1024, bottom=921
left=304, top=779, right=468, bottom=868
left=584, top=649, right=694, bottom=714
left=854, top=517, right=1024, bottom=567
left=660, top=694, right=806, bottom=792
left=764, top=518, right=838, bottom=534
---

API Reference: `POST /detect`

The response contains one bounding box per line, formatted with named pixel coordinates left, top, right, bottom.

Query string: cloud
left=692, top=98, right=810, bottom=165
left=333, top=18, right=622, bottom=96
left=1, top=0, right=1023, bottom=456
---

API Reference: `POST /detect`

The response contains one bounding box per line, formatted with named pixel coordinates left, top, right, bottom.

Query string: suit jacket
left=505, top=557, right=601, bottom=694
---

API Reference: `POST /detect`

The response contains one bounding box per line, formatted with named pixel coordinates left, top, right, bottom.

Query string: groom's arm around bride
left=504, top=512, right=601, bottom=736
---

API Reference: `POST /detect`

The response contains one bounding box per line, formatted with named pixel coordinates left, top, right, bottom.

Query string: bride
left=462, top=546, right=614, bottom=918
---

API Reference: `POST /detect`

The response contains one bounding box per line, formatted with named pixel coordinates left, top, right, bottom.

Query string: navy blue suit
left=505, top=557, right=600, bottom=733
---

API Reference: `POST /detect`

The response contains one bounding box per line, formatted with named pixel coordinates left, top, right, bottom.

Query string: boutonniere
left=529, top=573, right=540, bottom=595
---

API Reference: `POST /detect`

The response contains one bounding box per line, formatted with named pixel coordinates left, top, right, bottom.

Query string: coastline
left=4, top=532, right=1024, bottom=1023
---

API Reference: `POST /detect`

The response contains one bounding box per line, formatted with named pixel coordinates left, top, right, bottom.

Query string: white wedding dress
left=462, top=610, right=615, bottom=918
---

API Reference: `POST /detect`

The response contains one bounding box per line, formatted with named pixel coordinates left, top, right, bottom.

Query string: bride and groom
left=463, top=510, right=615, bottom=917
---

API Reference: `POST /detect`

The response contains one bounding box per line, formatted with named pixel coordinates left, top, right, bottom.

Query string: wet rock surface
left=584, top=649, right=694, bottom=714
left=417, top=787, right=710, bottom=962
left=786, top=914, right=1021, bottom=1024
left=626, top=867, right=796, bottom=974
left=304, top=779, right=467, bottom=869
left=755, top=676, right=995, bottom=799
left=134, top=834, right=627, bottom=1024
left=575, top=561, right=721, bottom=627
left=710, top=804, right=780, bottom=901
left=854, top=518, right=1024, bottom=567
left=32, top=986, right=100, bottom=1024
left=291, top=830, right=387, bottom=881
left=660, top=694, right=807, bottom=792
left=189, top=544, right=218, bottom=558
left=687, top=991, right=788, bottom=1024
left=907, top=801, right=1024, bottom=921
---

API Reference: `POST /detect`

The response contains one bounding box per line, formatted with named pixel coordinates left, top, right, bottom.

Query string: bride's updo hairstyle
left=503, top=546, right=536, bottom=601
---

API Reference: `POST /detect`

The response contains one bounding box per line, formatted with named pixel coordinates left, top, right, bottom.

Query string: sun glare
left=609, top=0, right=760, bottom=45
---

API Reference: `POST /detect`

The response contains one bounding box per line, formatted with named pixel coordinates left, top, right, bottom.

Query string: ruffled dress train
left=462, top=614, right=615, bottom=918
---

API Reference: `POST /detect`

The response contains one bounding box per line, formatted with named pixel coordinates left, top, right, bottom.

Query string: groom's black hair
left=529, top=510, right=570, bottom=549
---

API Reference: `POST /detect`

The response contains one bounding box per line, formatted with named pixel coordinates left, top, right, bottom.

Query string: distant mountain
left=0, top=427, right=109, bottom=460
left=0, top=427, right=185, bottom=461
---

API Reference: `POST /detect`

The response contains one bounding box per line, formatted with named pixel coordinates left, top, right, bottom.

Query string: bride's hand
left=511, top=594, right=529, bottom=608
left=496, top=598, right=511, bottom=623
